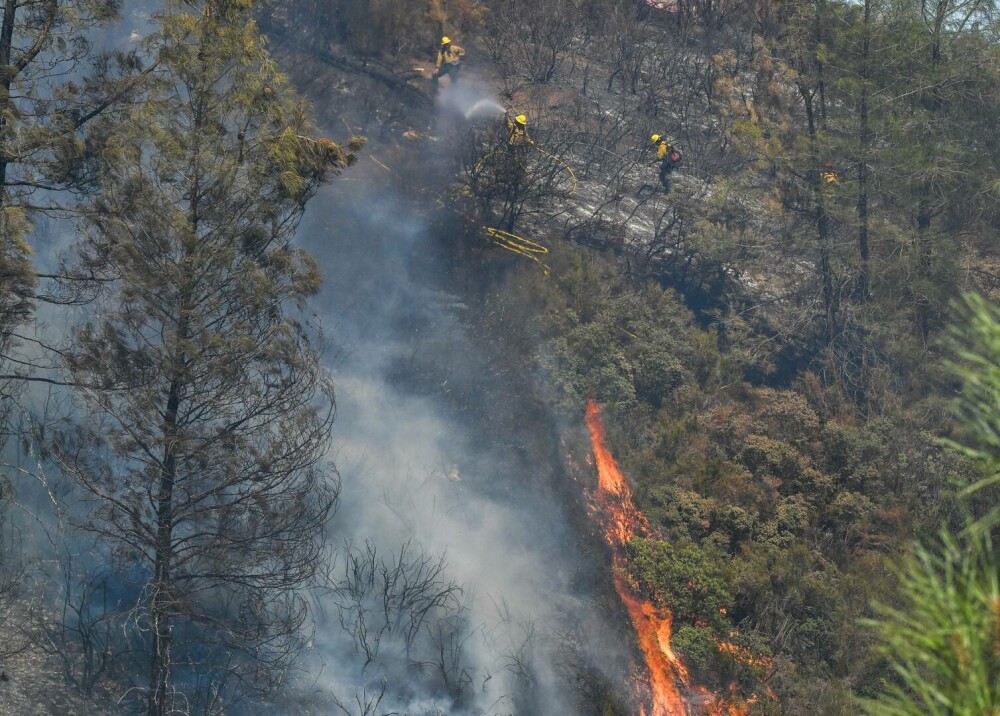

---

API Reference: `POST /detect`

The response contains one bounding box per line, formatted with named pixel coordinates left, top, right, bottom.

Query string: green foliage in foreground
left=863, top=294, right=1000, bottom=715
left=946, top=293, right=1000, bottom=533
left=862, top=533, right=999, bottom=716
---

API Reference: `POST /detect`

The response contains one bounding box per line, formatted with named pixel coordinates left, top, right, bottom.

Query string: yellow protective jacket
left=657, top=141, right=673, bottom=160
left=506, top=117, right=528, bottom=146
left=436, top=43, right=465, bottom=69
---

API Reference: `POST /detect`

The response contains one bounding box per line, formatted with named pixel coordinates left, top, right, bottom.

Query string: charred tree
left=56, top=2, right=362, bottom=712
left=854, top=0, right=874, bottom=302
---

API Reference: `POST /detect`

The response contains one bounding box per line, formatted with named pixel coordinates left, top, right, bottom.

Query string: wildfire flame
left=584, top=401, right=750, bottom=716
left=585, top=401, right=689, bottom=715
left=717, top=640, right=774, bottom=670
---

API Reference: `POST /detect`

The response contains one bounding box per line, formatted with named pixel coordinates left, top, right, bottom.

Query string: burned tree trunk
left=58, top=4, right=357, bottom=711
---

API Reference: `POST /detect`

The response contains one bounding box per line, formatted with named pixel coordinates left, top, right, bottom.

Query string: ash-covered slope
left=261, top=47, right=636, bottom=715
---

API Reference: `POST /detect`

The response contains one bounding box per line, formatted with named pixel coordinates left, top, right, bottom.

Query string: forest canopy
left=0, top=0, right=997, bottom=713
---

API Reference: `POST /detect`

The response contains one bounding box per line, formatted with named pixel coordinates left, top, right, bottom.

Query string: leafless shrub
left=483, top=0, right=583, bottom=89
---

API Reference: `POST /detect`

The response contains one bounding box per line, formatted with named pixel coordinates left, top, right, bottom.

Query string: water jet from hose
left=464, top=98, right=506, bottom=119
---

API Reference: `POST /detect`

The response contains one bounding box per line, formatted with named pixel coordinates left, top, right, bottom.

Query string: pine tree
left=879, top=0, right=1000, bottom=339
left=0, top=0, right=131, bottom=382
left=0, top=0, right=132, bottom=676
left=863, top=532, right=999, bottom=716
left=864, top=293, right=1000, bottom=715
left=0, top=0, right=119, bottom=202
left=56, top=1, right=362, bottom=712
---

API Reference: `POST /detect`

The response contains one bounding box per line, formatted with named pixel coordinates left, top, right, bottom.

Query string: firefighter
left=651, top=134, right=681, bottom=193
left=820, top=161, right=839, bottom=185
left=505, top=111, right=529, bottom=148
left=432, top=36, right=465, bottom=87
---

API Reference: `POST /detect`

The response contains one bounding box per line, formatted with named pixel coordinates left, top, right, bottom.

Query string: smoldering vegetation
left=280, top=150, right=630, bottom=713
left=0, top=2, right=633, bottom=714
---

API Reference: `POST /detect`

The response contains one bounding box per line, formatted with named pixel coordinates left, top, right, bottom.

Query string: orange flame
left=716, top=640, right=774, bottom=670
left=584, top=401, right=751, bottom=716
left=585, top=401, right=690, bottom=715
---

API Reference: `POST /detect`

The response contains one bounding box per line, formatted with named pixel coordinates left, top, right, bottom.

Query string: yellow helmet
left=515, top=114, right=527, bottom=125
left=441, top=36, right=451, bottom=44
left=651, top=134, right=661, bottom=143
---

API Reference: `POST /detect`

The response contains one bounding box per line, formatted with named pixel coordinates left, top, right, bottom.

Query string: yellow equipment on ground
left=484, top=227, right=551, bottom=275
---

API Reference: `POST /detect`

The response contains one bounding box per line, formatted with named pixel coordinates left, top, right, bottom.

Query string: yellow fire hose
left=364, top=139, right=559, bottom=276
left=484, top=227, right=550, bottom=275
left=473, top=149, right=498, bottom=175
left=528, top=139, right=578, bottom=196
left=433, top=189, right=551, bottom=275
left=473, top=140, right=577, bottom=196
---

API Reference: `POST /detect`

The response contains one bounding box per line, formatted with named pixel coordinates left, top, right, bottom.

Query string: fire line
left=584, top=401, right=748, bottom=716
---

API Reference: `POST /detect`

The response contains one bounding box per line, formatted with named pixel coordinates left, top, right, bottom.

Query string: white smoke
left=291, top=172, right=591, bottom=714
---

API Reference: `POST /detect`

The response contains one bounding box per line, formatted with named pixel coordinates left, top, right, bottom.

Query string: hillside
left=0, top=0, right=997, bottom=715
left=259, top=1, right=1000, bottom=712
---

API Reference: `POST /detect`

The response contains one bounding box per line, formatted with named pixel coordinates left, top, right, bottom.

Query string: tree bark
left=915, top=201, right=932, bottom=341
left=801, top=84, right=837, bottom=344
left=148, top=77, right=204, bottom=716
left=0, top=0, right=19, bottom=193
left=147, top=376, right=181, bottom=716
left=855, top=0, right=872, bottom=301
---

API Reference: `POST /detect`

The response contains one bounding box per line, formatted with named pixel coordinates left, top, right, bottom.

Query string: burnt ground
left=0, top=603, right=117, bottom=716
left=269, top=34, right=643, bottom=716
left=0, top=27, right=669, bottom=716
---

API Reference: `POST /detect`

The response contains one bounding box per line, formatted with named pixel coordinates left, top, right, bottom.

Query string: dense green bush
left=626, top=537, right=732, bottom=631
left=482, top=251, right=981, bottom=709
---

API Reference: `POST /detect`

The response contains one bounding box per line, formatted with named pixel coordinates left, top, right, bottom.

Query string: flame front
left=584, top=401, right=750, bottom=716
left=585, top=401, right=690, bottom=715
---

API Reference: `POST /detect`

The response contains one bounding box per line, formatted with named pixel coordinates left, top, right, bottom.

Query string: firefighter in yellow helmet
left=651, top=133, right=681, bottom=193
left=432, top=36, right=465, bottom=88
left=505, top=111, right=529, bottom=148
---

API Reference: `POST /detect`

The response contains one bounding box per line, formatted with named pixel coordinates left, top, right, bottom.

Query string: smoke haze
left=293, top=147, right=593, bottom=712
left=0, top=5, right=630, bottom=712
